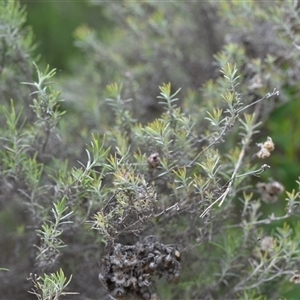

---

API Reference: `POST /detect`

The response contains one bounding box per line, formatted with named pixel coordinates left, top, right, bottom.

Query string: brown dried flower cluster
left=256, top=137, right=275, bottom=159
left=256, top=180, right=284, bottom=203
left=99, top=236, right=181, bottom=300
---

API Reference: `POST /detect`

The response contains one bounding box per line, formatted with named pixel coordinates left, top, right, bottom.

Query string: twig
left=227, top=211, right=292, bottom=228
left=199, top=139, right=248, bottom=218
left=155, top=202, right=179, bottom=218
left=237, top=88, right=279, bottom=114
left=234, top=266, right=293, bottom=293
left=199, top=98, right=270, bottom=218
left=200, top=164, right=270, bottom=218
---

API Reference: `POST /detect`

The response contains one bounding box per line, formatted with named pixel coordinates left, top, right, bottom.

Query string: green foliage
left=29, top=269, right=77, bottom=300
left=0, top=0, right=36, bottom=105
left=35, top=198, right=73, bottom=270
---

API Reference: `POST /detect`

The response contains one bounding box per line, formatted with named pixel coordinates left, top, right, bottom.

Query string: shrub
left=1, top=1, right=300, bottom=300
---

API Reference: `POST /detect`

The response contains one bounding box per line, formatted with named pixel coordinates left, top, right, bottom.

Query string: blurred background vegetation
left=22, top=0, right=112, bottom=72
left=1, top=0, right=300, bottom=299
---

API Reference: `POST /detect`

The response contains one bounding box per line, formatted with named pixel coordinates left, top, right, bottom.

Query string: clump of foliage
left=1, top=1, right=300, bottom=300
left=99, top=237, right=181, bottom=299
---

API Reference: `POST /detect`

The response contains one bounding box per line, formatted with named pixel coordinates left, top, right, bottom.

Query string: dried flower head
left=260, top=236, right=275, bottom=253
left=256, top=137, right=275, bottom=159
left=110, top=251, right=125, bottom=267
left=112, top=270, right=127, bottom=286
left=124, top=252, right=138, bottom=267
left=257, top=180, right=284, bottom=203
left=290, top=271, right=300, bottom=284
left=147, top=153, right=160, bottom=168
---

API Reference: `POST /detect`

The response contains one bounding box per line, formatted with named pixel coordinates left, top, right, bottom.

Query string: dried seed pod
left=148, top=153, right=160, bottom=168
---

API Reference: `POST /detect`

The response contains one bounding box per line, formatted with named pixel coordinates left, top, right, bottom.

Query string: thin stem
left=200, top=141, right=248, bottom=218
left=237, top=88, right=279, bottom=114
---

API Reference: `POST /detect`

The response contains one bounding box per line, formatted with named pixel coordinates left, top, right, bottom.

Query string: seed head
left=112, top=270, right=127, bottom=286
left=256, top=137, right=275, bottom=159
left=148, top=153, right=160, bottom=168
